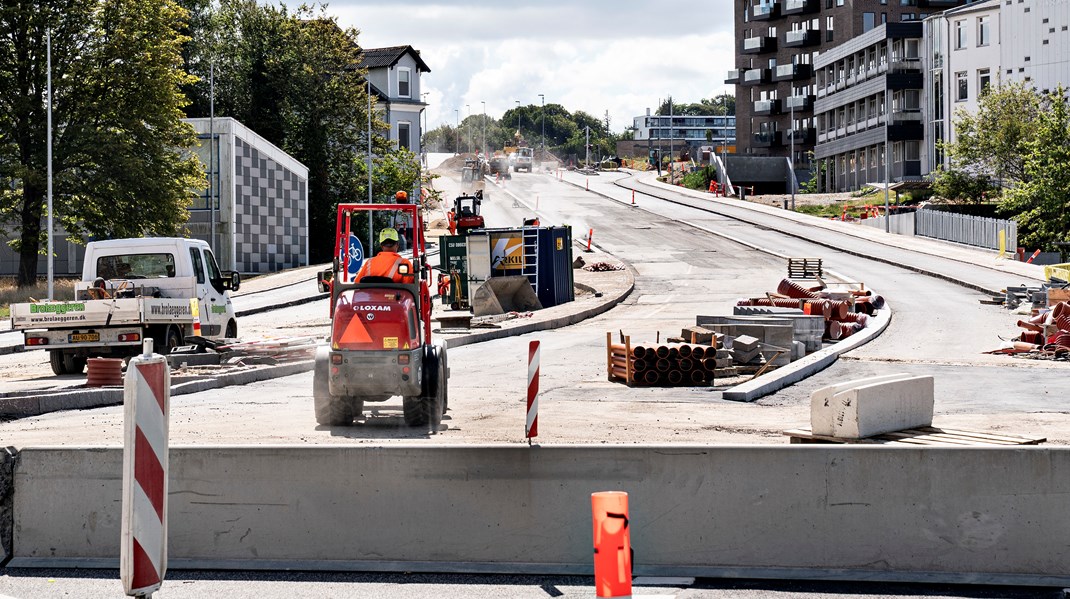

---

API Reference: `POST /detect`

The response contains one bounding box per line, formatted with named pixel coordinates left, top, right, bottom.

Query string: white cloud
left=329, top=1, right=735, bottom=133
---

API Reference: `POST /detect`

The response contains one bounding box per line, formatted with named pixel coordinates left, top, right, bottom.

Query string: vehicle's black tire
left=313, top=349, right=352, bottom=426
left=153, top=325, right=182, bottom=355
left=402, top=395, right=429, bottom=427
left=49, top=350, right=69, bottom=375
left=404, top=347, right=442, bottom=428
left=224, top=319, right=238, bottom=339
left=347, top=397, right=365, bottom=419
left=438, top=344, right=449, bottom=413
left=64, top=354, right=87, bottom=374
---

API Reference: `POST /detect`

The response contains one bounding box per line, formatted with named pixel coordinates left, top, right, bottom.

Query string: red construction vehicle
left=313, top=202, right=448, bottom=428
left=447, top=191, right=485, bottom=236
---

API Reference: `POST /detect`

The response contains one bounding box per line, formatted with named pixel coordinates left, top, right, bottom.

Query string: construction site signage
left=490, top=231, right=525, bottom=273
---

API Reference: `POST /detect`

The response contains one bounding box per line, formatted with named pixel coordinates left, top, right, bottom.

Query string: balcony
left=785, top=94, right=815, bottom=111
left=919, top=0, right=961, bottom=6
left=889, top=57, right=922, bottom=73
left=752, top=2, right=780, bottom=20
left=742, top=36, right=777, bottom=54
left=724, top=69, right=743, bottom=85
left=754, top=99, right=781, bottom=116
left=742, top=68, right=771, bottom=86
left=774, top=63, right=813, bottom=82
left=753, top=130, right=783, bottom=147
left=783, top=0, right=818, bottom=15
left=890, top=110, right=923, bottom=124
left=788, top=127, right=816, bottom=144
left=784, top=29, right=820, bottom=47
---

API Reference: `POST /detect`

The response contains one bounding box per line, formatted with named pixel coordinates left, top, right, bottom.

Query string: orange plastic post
left=591, top=491, right=631, bottom=598
left=631, top=190, right=635, bottom=205
left=587, top=228, right=594, bottom=251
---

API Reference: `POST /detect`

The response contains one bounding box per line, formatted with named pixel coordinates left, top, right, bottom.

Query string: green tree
left=931, top=165, right=996, bottom=204
left=1000, top=87, right=1070, bottom=250
left=0, top=0, right=205, bottom=287
left=944, top=81, right=1041, bottom=186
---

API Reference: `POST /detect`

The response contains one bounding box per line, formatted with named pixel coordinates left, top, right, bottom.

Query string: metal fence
left=914, top=209, right=1017, bottom=252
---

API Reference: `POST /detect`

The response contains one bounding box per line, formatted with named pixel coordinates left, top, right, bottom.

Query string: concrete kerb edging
left=0, top=360, right=316, bottom=420
left=235, top=293, right=328, bottom=318
left=630, top=173, right=1035, bottom=297
left=722, top=307, right=892, bottom=402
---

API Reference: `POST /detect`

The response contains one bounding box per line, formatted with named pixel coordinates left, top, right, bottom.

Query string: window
left=977, top=68, right=991, bottom=94
left=956, top=71, right=968, bottom=101
left=398, top=68, right=411, bottom=98
left=398, top=122, right=411, bottom=150
left=954, top=20, right=966, bottom=49
left=189, top=248, right=205, bottom=284
left=977, top=15, right=991, bottom=46
left=836, top=0, right=844, bottom=5
left=863, top=12, right=875, bottom=32
left=826, top=15, right=834, bottom=42
left=902, top=13, right=916, bottom=21
left=881, top=12, right=887, bottom=24
left=905, top=141, right=920, bottom=161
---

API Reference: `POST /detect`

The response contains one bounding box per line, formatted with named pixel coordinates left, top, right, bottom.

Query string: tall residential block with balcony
left=728, top=0, right=968, bottom=185
left=813, top=23, right=926, bottom=192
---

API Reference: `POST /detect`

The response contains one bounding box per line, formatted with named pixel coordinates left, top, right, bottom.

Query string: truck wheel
left=404, top=347, right=443, bottom=428
left=65, top=354, right=87, bottom=375
left=225, top=320, right=238, bottom=339
left=153, top=326, right=182, bottom=355
left=49, top=350, right=69, bottom=375
left=438, top=344, right=449, bottom=413
left=313, top=348, right=352, bottom=426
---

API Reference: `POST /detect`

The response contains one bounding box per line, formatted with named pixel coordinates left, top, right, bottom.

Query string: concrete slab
left=810, top=373, right=916, bottom=436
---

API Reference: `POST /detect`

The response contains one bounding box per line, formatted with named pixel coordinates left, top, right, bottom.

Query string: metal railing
left=914, top=209, right=1017, bottom=251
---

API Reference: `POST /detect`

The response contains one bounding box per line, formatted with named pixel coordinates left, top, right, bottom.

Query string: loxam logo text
left=358, top=305, right=391, bottom=311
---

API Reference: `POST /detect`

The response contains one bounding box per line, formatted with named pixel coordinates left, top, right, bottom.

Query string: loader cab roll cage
left=330, top=202, right=432, bottom=345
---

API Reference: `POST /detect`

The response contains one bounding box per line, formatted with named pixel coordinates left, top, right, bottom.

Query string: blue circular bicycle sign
left=343, top=233, right=364, bottom=276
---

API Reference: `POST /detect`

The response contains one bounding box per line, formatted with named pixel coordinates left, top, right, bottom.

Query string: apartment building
left=632, top=110, right=737, bottom=158
left=729, top=0, right=967, bottom=183
left=813, top=23, right=926, bottom=192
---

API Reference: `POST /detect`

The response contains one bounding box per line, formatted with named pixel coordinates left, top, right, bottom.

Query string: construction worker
left=355, top=228, right=414, bottom=284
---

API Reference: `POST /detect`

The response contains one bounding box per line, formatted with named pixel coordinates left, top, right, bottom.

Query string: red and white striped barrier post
left=526, top=340, right=539, bottom=443
left=586, top=228, right=594, bottom=252
left=1026, top=249, right=1042, bottom=264
left=121, top=339, right=170, bottom=598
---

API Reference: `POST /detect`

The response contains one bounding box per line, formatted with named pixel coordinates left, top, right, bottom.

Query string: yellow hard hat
left=395, top=190, right=408, bottom=201
left=379, top=228, right=400, bottom=243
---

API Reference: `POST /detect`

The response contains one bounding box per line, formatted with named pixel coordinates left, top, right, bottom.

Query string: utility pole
left=466, top=104, right=471, bottom=154
left=46, top=30, right=53, bottom=300
left=454, top=109, right=459, bottom=154
left=722, top=104, right=728, bottom=195
left=481, top=100, right=486, bottom=156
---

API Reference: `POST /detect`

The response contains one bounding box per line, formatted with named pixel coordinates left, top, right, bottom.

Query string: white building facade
left=924, top=0, right=1070, bottom=173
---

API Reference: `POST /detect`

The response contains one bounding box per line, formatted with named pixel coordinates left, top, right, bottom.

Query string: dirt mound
left=434, top=154, right=476, bottom=172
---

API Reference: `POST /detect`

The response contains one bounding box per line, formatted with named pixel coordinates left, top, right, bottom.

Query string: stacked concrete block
left=810, top=373, right=935, bottom=439
left=732, top=335, right=761, bottom=365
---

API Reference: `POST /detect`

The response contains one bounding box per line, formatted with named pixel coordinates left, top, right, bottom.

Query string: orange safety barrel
left=332, top=289, right=418, bottom=351
left=591, top=491, right=631, bottom=598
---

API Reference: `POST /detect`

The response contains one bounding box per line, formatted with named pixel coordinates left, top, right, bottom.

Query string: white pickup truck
left=10, top=237, right=241, bottom=375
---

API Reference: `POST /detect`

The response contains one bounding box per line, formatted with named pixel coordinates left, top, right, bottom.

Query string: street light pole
left=721, top=104, right=728, bottom=195
left=585, top=125, right=590, bottom=166
left=466, top=104, right=470, bottom=154
left=538, top=94, right=545, bottom=162
left=515, top=100, right=521, bottom=137
left=46, top=30, right=53, bottom=300
left=481, top=100, right=486, bottom=156
left=790, top=98, right=796, bottom=211
left=668, top=97, right=674, bottom=184
left=884, top=86, right=891, bottom=233
left=454, top=109, right=459, bottom=154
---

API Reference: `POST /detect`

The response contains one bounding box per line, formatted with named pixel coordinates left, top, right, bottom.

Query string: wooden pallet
left=783, top=426, right=1046, bottom=446
left=787, top=257, right=823, bottom=279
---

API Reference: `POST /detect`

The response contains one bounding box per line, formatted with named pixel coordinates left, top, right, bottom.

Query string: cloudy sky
left=328, top=1, right=735, bottom=133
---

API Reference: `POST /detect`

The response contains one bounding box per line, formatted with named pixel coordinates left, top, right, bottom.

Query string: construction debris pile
left=606, top=262, right=885, bottom=388
left=735, top=278, right=884, bottom=342
left=988, top=282, right=1070, bottom=360
left=168, top=336, right=319, bottom=369
left=582, top=261, right=626, bottom=272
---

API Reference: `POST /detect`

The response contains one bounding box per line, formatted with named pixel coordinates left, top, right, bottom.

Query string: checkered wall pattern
left=234, top=137, right=308, bottom=273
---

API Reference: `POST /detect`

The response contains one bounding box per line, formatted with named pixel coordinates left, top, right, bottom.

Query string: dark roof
left=358, top=45, right=431, bottom=73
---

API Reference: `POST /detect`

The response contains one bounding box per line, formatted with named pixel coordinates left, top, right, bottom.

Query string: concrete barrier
left=7, top=445, right=1070, bottom=586
left=828, top=375, right=935, bottom=439
left=810, top=373, right=916, bottom=436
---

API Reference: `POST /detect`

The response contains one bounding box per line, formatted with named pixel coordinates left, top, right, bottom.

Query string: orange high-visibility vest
left=356, top=251, right=414, bottom=284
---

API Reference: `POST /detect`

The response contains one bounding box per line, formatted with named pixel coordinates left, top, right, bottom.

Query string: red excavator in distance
left=313, top=202, right=448, bottom=429
left=447, top=191, right=485, bottom=236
